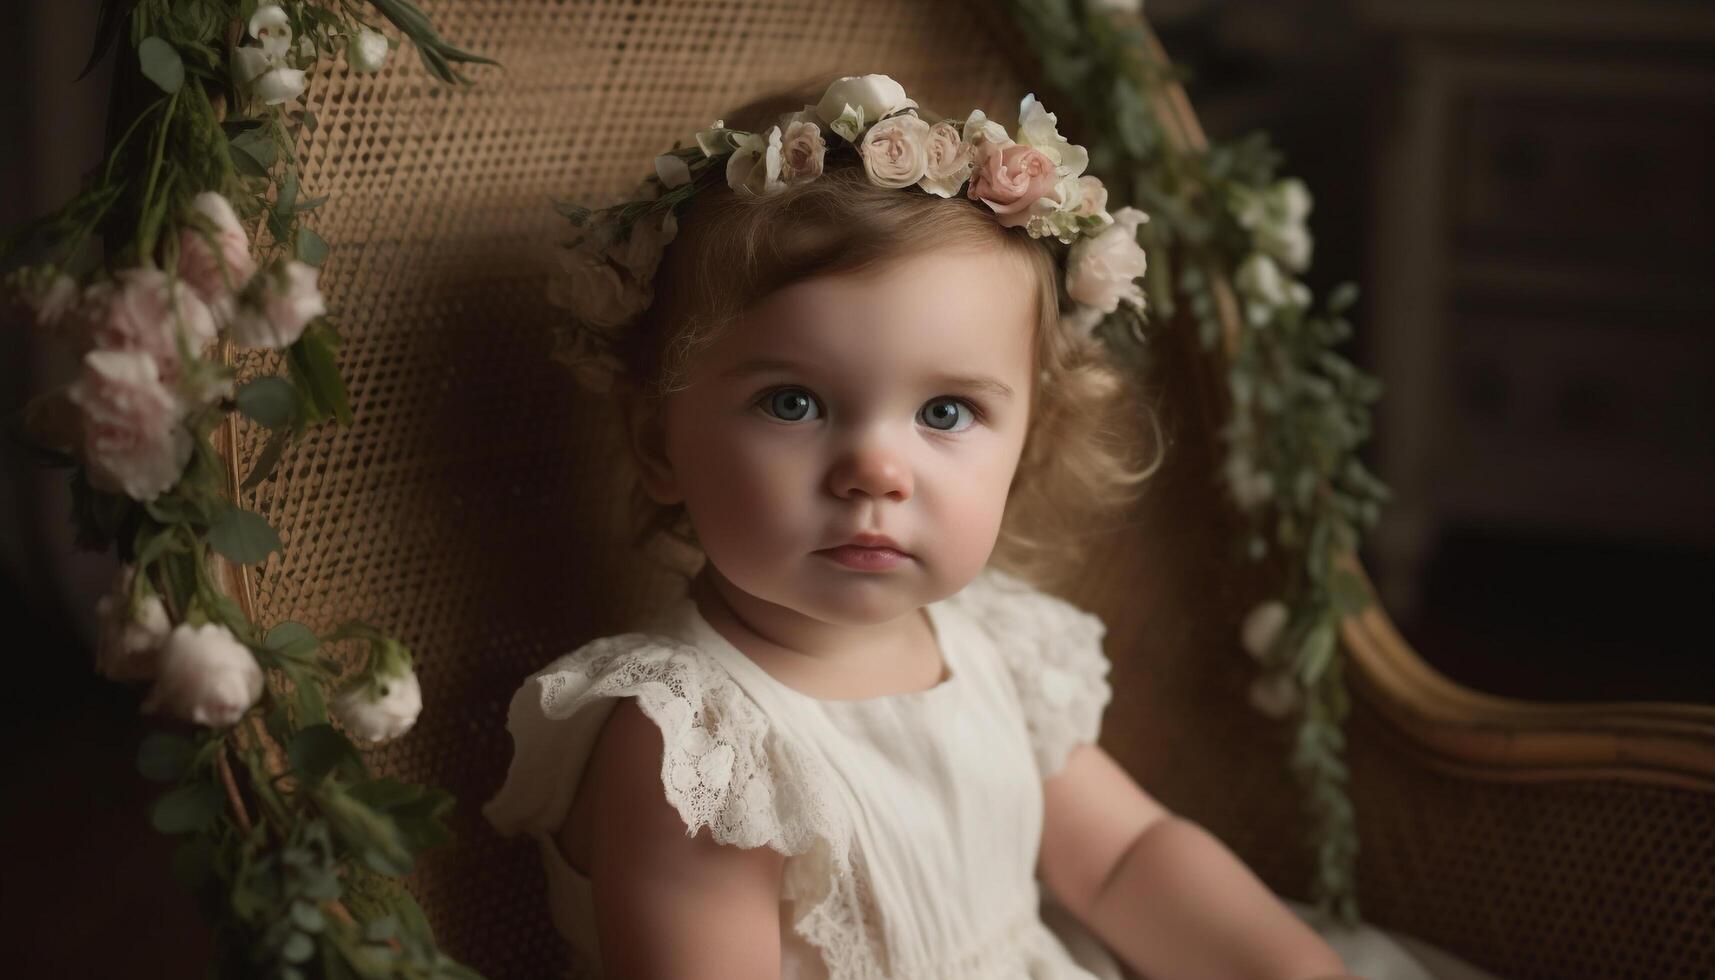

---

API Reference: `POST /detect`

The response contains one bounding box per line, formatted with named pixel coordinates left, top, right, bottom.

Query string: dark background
left=4, top=1, right=1712, bottom=976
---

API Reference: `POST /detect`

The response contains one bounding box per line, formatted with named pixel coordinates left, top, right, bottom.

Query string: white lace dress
left=482, top=565, right=1128, bottom=980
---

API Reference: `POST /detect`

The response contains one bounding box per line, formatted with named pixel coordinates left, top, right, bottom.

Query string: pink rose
left=780, top=119, right=826, bottom=186
left=175, top=191, right=256, bottom=323
left=918, top=120, right=972, bottom=198
left=82, top=267, right=216, bottom=389
left=66, top=349, right=193, bottom=501
left=229, top=259, right=326, bottom=349
left=967, top=141, right=1060, bottom=228
left=859, top=114, right=931, bottom=189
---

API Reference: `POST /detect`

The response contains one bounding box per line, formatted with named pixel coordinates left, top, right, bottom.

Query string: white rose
left=654, top=153, right=692, bottom=189
left=961, top=108, right=1012, bottom=149
left=611, top=210, right=678, bottom=284
left=1248, top=671, right=1302, bottom=720
left=918, top=120, right=971, bottom=198
left=254, top=66, right=307, bottom=104
left=859, top=113, right=931, bottom=189
left=1066, top=206, right=1150, bottom=313
left=726, top=126, right=785, bottom=196
left=229, top=259, right=325, bottom=348
left=348, top=26, right=389, bottom=73
left=67, top=349, right=193, bottom=501
left=548, top=243, right=650, bottom=328
left=1015, top=93, right=1088, bottom=177
left=1223, top=453, right=1275, bottom=511
left=813, top=74, right=917, bottom=135
left=1240, top=600, right=1290, bottom=660
left=94, top=566, right=172, bottom=683
left=142, top=622, right=265, bottom=728
left=333, top=666, right=423, bottom=742
left=249, top=5, right=292, bottom=59
left=1257, top=221, right=1313, bottom=273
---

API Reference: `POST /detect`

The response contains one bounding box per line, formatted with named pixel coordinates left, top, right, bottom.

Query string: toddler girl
left=484, top=74, right=1358, bottom=980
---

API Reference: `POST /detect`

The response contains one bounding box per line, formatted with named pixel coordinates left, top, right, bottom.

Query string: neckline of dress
left=666, top=590, right=962, bottom=710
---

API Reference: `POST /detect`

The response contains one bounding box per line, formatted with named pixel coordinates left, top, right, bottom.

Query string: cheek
left=669, top=411, right=816, bottom=545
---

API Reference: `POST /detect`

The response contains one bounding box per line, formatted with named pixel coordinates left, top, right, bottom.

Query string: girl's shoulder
left=944, top=566, right=1114, bottom=779
left=484, top=626, right=841, bottom=859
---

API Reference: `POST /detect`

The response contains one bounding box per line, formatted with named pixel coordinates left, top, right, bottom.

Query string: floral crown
left=547, top=74, right=1151, bottom=393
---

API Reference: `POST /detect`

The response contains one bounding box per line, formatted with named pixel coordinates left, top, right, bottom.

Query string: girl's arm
left=585, top=697, right=787, bottom=979
left=1039, top=744, right=1356, bottom=980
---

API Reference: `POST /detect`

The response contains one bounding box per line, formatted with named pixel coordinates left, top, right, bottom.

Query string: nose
left=827, top=429, right=913, bottom=503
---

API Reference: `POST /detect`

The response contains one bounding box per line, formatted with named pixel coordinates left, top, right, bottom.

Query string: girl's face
left=635, top=245, right=1040, bottom=627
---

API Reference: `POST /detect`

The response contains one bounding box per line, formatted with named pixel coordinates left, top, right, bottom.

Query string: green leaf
left=282, top=932, right=315, bottom=964
left=289, top=724, right=368, bottom=783
left=294, top=194, right=330, bottom=213
left=170, top=834, right=216, bottom=892
left=235, top=376, right=301, bottom=430
left=276, top=171, right=299, bottom=216
left=138, top=37, right=184, bottom=94
left=151, top=782, right=226, bottom=834
left=266, top=621, right=321, bottom=659
left=207, top=506, right=282, bottom=565
left=230, top=141, right=270, bottom=178
left=241, top=425, right=291, bottom=490
left=137, top=733, right=197, bottom=783
left=1329, top=569, right=1371, bottom=616
left=296, top=227, right=329, bottom=266
left=229, top=126, right=277, bottom=168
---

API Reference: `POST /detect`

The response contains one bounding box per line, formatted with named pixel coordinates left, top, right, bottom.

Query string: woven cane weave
left=211, top=1, right=1714, bottom=978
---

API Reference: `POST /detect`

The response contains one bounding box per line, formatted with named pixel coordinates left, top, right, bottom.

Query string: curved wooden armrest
left=1338, top=559, right=1715, bottom=792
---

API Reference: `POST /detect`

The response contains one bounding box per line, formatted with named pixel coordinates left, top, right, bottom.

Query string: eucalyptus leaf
left=296, top=227, right=329, bottom=266
left=267, top=620, right=321, bottom=659
left=138, top=37, right=184, bottom=94
left=288, top=724, right=367, bottom=783
left=138, top=732, right=197, bottom=783
left=151, top=782, right=226, bottom=834
left=236, top=376, right=301, bottom=430
left=207, top=506, right=282, bottom=564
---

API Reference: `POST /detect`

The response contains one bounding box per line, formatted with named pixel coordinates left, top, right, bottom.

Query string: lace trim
left=954, top=568, right=1114, bottom=778
left=522, top=634, right=890, bottom=980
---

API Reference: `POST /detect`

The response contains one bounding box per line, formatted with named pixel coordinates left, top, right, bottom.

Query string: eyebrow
left=718, top=356, right=1016, bottom=400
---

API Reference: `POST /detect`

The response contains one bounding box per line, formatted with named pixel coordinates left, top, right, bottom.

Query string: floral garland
left=1002, top=0, right=1390, bottom=925
left=547, top=73, right=1152, bottom=395
left=2, top=1, right=493, bottom=975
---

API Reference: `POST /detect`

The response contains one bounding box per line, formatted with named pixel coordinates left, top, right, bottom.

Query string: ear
left=615, top=379, right=684, bottom=505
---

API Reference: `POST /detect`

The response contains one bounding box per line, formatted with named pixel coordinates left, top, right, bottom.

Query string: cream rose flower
left=961, top=108, right=1011, bottom=149
left=860, top=114, right=931, bottom=189
left=348, top=26, right=389, bottom=73
left=176, top=192, right=256, bottom=323
left=234, top=6, right=306, bottom=105
left=548, top=244, right=650, bottom=328
left=143, top=622, right=265, bottom=728
left=229, top=259, right=326, bottom=349
left=654, top=153, right=692, bottom=189
left=726, top=126, right=786, bottom=196
left=1240, top=600, right=1290, bottom=660
left=67, top=349, right=193, bottom=501
left=1248, top=670, right=1302, bottom=720
left=94, top=565, right=172, bottom=683
left=780, top=120, right=826, bottom=186
left=968, top=140, right=1060, bottom=227
left=1066, top=207, right=1150, bottom=314
left=333, top=665, right=423, bottom=742
left=611, top=210, right=678, bottom=284
left=918, top=120, right=972, bottom=198
left=814, top=74, right=917, bottom=138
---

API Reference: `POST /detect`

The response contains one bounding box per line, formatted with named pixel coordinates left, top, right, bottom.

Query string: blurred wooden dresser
left=1358, top=0, right=1715, bottom=614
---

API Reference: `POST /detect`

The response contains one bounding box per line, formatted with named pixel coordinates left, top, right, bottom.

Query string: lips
left=821, top=533, right=911, bottom=557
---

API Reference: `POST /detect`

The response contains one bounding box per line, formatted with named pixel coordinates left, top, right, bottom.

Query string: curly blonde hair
left=603, top=83, right=1159, bottom=589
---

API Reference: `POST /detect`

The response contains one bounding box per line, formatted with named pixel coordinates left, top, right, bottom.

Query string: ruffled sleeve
left=482, top=632, right=834, bottom=858
left=955, top=567, right=1114, bottom=780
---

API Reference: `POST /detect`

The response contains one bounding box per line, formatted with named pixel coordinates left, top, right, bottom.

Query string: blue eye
left=758, top=387, right=821, bottom=423
left=920, top=396, right=977, bottom=433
